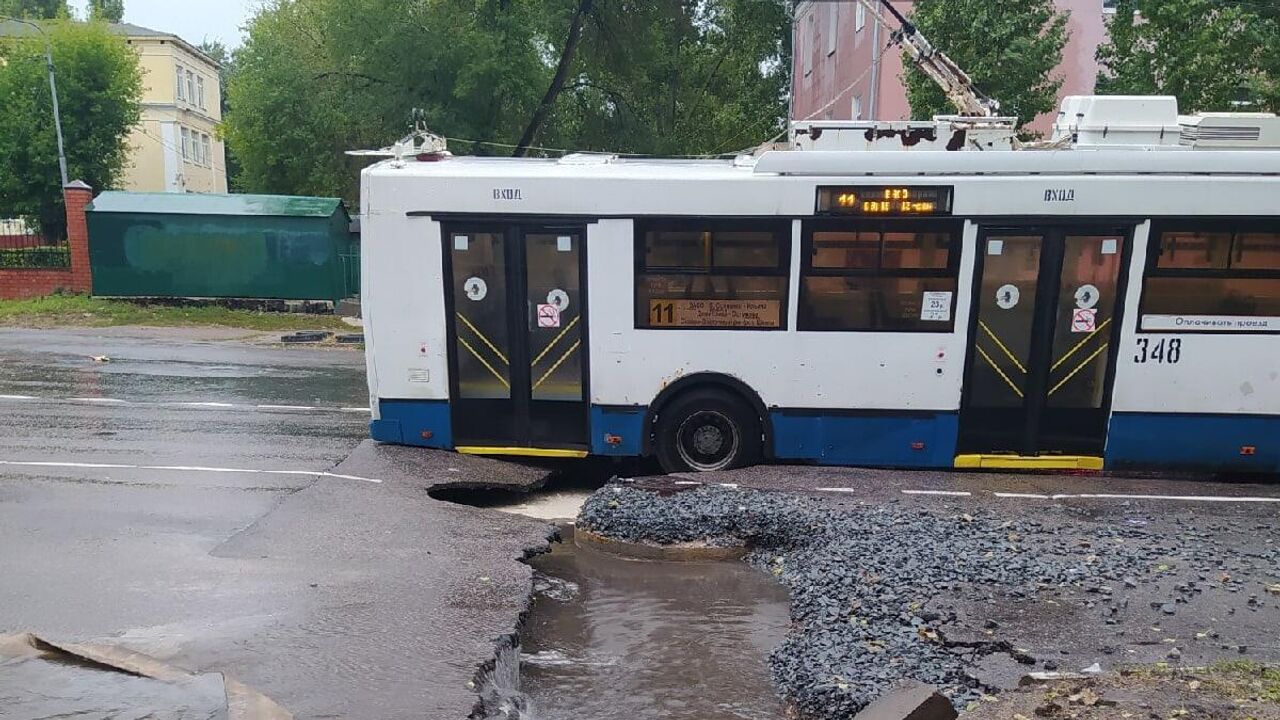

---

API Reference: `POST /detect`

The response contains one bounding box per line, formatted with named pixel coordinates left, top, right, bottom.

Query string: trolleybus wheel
left=654, top=388, right=762, bottom=473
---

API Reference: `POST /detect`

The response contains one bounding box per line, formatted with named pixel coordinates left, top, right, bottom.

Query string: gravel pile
left=576, top=483, right=1276, bottom=718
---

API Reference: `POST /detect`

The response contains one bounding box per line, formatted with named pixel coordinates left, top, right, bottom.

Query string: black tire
left=654, top=388, right=762, bottom=473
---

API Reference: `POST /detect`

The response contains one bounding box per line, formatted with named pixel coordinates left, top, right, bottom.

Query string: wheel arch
left=641, top=372, right=775, bottom=459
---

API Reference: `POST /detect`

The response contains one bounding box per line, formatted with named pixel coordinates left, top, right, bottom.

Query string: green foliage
left=87, top=0, right=123, bottom=23
left=1096, top=0, right=1280, bottom=113
left=0, top=21, right=141, bottom=236
left=904, top=0, right=1069, bottom=134
left=223, top=0, right=790, bottom=204
left=0, top=0, right=67, bottom=19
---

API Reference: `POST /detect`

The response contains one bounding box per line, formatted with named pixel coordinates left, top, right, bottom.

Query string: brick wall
left=0, top=182, right=93, bottom=300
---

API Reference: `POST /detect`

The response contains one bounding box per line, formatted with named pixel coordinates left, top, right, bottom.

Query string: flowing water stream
left=518, top=530, right=791, bottom=720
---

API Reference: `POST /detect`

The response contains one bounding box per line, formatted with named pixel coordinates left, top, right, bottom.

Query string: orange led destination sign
left=817, top=186, right=953, bottom=216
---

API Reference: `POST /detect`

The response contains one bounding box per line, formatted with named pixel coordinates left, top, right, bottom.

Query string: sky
left=66, top=0, right=261, bottom=49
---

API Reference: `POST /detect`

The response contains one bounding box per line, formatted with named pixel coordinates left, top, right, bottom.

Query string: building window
left=186, top=70, right=195, bottom=105
left=635, top=219, right=791, bottom=330
left=852, top=95, right=863, bottom=120
left=856, top=2, right=867, bottom=32
left=1140, top=221, right=1280, bottom=330
left=201, top=134, right=212, bottom=167
left=197, top=75, right=205, bottom=109
left=826, top=4, right=838, bottom=56
left=180, top=127, right=191, bottom=161
left=175, top=64, right=185, bottom=101
left=799, top=219, right=961, bottom=332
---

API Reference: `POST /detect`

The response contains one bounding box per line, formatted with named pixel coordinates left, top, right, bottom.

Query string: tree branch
left=513, top=0, right=595, bottom=156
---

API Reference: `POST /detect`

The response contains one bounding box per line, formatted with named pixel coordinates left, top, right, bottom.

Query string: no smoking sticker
left=1072, top=308, right=1097, bottom=333
left=537, top=303, right=561, bottom=328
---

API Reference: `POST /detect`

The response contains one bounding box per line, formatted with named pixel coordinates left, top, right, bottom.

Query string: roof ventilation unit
left=1178, top=113, right=1280, bottom=149
left=1052, top=95, right=1182, bottom=148
left=790, top=118, right=1017, bottom=152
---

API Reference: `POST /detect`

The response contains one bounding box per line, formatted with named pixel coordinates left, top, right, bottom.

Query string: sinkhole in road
left=507, top=528, right=792, bottom=720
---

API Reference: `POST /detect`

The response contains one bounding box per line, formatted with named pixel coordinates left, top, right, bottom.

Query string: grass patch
left=0, top=295, right=351, bottom=332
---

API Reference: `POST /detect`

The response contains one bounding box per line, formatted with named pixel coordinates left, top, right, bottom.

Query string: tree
left=0, top=21, right=141, bottom=236
left=0, top=0, right=67, bottom=19
left=223, top=0, right=790, bottom=203
left=903, top=0, right=1069, bottom=134
left=1096, top=0, right=1280, bottom=113
left=87, top=0, right=123, bottom=23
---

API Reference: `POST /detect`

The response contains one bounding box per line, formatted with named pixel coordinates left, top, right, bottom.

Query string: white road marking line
left=0, top=394, right=363, bottom=415
left=718, top=483, right=739, bottom=488
left=901, top=489, right=973, bottom=497
left=0, top=460, right=382, bottom=484
left=178, top=402, right=239, bottom=408
left=672, top=480, right=702, bottom=486
left=1051, top=492, right=1280, bottom=503
left=994, top=492, right=1053, bottom=499
left=815, top=487, right=859, bottom=493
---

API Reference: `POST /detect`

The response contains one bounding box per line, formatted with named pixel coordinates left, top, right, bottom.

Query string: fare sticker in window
left=649, top=299, right=780, bottom=328
left=920, top=291, right=953, bottom=322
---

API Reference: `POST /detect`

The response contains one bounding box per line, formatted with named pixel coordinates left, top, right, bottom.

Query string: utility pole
left=2, top=16, right=70, bottom=186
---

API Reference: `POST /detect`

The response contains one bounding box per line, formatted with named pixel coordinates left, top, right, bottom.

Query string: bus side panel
left=1108, top=220, right=1280, bottom=472
left=771, top=412, right=959, bottom=468
left=362, top=175, right=453, bottom=446
left=585, top=220, right=975, bottom=465
left=1106, top=413, right=1280, bottom=473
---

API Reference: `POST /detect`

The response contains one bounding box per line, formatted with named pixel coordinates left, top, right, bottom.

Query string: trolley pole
left=3, top=17, right=70, bottom=186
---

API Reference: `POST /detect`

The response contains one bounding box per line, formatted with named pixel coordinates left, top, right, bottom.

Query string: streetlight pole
left=2, top=16, right=70, bottom=186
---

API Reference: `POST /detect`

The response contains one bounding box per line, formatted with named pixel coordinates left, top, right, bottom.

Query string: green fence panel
left=86, top=193, right=355, bottom=303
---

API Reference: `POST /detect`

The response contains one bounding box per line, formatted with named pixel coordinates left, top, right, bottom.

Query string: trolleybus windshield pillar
left=443, top=223, right=589, bottom=451
left=958, top=226, right=1129, bottom=459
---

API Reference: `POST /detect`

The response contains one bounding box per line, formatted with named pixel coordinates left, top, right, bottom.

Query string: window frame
left=197, top=75, right=206, bottom=109
left=201, top=134, right=212, bottom=167
left=826, top=3, right=838, bottom=56
left=633, top=217, right=793, bottom=332
left=1138, top=218, right=1280, bottom=334
left=175, top=64, right=185, bottom=101
left=186, top=70, right=196, bottom=104
left=180, top=126, right=191, bottom=161
left=799, top=217, right=964, bottom=333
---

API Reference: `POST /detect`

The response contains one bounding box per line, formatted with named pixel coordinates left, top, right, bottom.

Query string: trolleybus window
left=1141, top=222, right=1280, bottom=332
left=799, top=219, right=961, bottom=332
left=635, top=219, right=790, bottom=330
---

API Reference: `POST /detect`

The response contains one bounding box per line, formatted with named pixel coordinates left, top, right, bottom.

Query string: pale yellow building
left=114, top=23, right=228, bottom=194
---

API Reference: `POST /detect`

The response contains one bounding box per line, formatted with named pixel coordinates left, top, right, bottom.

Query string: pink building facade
left=791, top=0, right=1110, bottom=135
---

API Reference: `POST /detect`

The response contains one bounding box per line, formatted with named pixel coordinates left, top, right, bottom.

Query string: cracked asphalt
left=2, top=326, right=1277, bottom=719
left=0, top=327, right=555, bottom=720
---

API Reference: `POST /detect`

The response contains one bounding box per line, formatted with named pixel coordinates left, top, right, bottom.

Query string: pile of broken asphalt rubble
left=576, top=482, right=1280, bottom=719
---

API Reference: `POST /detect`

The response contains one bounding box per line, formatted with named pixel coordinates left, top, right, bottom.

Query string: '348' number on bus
left=1134, top=338, right=1182, bottom=364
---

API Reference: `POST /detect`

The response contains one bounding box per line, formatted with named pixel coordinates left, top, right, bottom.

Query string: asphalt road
left=0, top=327, right=555, bottom=719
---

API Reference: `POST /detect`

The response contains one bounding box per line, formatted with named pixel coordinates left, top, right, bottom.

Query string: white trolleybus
left=359, top=95, right=1280, bottom=475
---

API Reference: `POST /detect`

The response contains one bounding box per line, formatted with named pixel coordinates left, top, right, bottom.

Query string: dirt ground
left=962, top=663, right=1280, bottom=720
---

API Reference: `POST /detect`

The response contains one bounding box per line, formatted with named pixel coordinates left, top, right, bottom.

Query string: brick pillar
left=63, top=180, right=93, bottom=294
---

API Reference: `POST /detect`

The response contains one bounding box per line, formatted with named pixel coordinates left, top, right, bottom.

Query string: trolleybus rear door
left=958, top=227, right=1128, bottom=464
left=444, top=224, right=588, bottom=452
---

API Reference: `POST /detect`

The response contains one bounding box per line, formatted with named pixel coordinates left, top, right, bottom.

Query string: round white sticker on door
left=547, top=289, right=570, bottom=312
left=1075, top=284, right=1100, bottom=310
left=995, top=284, right=1020, bottom=310
left=464, top=277, right=487, bottom=301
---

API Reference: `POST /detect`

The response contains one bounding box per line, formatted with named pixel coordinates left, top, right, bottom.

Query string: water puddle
left=518, top=529, right=790, bottom=719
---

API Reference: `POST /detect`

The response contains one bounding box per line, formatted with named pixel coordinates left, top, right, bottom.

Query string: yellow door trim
left=456, top=446, right=589, bottom=459
left=954, top=454, right=1104, bottom=470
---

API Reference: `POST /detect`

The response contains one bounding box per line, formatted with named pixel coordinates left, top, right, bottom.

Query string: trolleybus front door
left=444, top=224, right=588, bottom=452
left=958, top=227, right=1128, bottom=463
